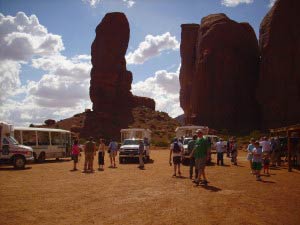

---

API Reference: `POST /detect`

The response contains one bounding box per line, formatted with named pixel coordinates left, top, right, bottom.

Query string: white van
left=119, top=128, right=151, bottom=163
left=175, top=126, right=209, bottom=139
left=0, top=122, right=34, bottom=169
left=14, top=127, right=71, bottom=162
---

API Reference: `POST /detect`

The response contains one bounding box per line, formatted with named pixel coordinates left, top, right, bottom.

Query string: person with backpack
left=190, top=130, right=209, bottom=186
left=169, top=138, right=183, bottom=177
left=187, top=135, right=198, bottom=179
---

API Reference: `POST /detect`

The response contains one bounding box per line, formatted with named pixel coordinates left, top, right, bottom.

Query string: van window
left=37, top=131, right=50, bottom=145
left=51, top=132, right=62, bottom=145
left=14, top=130, right=22, bottom=143
left=22, top=131, right=36, bottom=146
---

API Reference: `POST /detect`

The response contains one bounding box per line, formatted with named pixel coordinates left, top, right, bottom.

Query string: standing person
left=138, top=140, right=145, bottom=169
left=247, top=138, right=255, bottom=174
left=71, top=140, right=80, bottom=171
left=216, top=138, right=225, bottom=166
left=187, top=135, right=198, bottom=179
left=83, top=137, right=96, bottom=173
left=226, top=139, right=231, bottom=157
left=169, top=138, right=183, bottom=177
left=252, top=141, right=263, bottom=181
left=260, top=137, right=271, bottom=156
left=231, top=138, right=238, bottom=165
left=190, top=130, right=209, bottom=186
left=144, top=137, right=150, bottom=161
left=108, top=139, right=118, bottom=168
left=98, top=139, right=105, bottom=171
left=263, top=154, right=270, bottom=175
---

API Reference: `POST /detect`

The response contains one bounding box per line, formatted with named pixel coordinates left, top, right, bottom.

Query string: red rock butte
left=81, top=12, right=155, bottom=140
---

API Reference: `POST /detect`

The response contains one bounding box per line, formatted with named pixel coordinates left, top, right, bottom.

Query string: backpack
left=173, top=142, right=181, bottom=153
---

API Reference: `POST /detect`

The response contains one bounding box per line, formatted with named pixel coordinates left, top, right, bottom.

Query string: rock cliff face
left=179, top=24, right=199, bottom=124
left=180, top=14, right=260, bottom=132
left=81, top=12, right=155, bottom=140
left=258, top=0, right=300, bottom=129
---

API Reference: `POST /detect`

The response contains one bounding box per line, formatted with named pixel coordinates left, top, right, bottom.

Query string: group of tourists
left=169, top=130, right=210, bottom=186
left=70, top=137, right=148, bottom=172
left=71, top=137, right=118, bottom=173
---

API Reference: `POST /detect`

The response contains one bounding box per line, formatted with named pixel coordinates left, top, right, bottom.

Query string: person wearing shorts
left=247, top=138, right=255, bottom=174
left=108, top=139, right=118, bottom=168
left=169, top=138, right=183, bottom=177
left=190, top=130, right=209, bottom=186
left=252, top=141, right=263, bottom=181
left=71, top=140, right=80, bottom=171
left=98, top=139, right=105, bottom=171
left=83, top=137, right=96, bottom=173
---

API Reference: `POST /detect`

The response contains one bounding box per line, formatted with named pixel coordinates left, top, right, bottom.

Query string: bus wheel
left=56, top=158, right=59, bottom=161
left=38, top=152, right=46, bottom=163
left=14, top=156, right=26, bottom=169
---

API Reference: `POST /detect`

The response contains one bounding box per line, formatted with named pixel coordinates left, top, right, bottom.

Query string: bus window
left=61, top=133, right=67, bottom=146
left=37, top=131, right=50, bottom=145
left=22, top=131, right=36, bottom=146
left=51, top=132, right=62, bottom=145
left=14, top=130, right=22, bottom=144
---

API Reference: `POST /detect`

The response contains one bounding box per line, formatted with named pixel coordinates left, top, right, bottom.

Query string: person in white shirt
left=216, top=139, right=225, bottom=166
left=260, top=137, right=271, bottom=156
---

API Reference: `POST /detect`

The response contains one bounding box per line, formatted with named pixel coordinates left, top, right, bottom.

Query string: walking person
left=98, top=139, right=105, bottom=171
left=252, top=141, right=263, bottom=181
left=108, top=139, right=118, bottom=168
left=247, top=138, right=255, bottom=174
left=144, top=137, right=150, bottom=161
left=190, top=130, right=209, bottom=186
left=216, top=138, right=225, bottom=166
left=71, top=139, right=80, bottom=171
left=138, top=140, right=145, bottom=169
left=83, top=137, right=96, bottom=173
left=169, top=138, right=183, bottom=177
left=187, top=135, right=198, bottom=179
left=260, top=137, right=271, bottom=157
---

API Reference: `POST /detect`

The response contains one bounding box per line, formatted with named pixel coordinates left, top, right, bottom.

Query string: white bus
left=13, top=127, right=72, bottom=162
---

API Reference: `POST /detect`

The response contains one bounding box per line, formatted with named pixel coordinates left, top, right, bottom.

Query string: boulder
left=180, top=14, right=260, bottom=132
left=258, top=0, right=300, bottom=129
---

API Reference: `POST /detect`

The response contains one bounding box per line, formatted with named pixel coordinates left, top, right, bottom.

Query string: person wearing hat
left=216, top=138, right=225, bottom=166
left=189, top=130, right=209, bottom=185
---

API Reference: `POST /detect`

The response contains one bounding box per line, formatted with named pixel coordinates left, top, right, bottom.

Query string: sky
left=0, top=0, right=276, bottom=126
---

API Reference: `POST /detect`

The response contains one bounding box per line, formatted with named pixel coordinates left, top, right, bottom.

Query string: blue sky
left=0, top=0, right=275, bottom=125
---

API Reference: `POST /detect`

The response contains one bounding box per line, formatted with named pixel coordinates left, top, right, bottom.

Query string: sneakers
left=200, top=180, right=208, bottom=185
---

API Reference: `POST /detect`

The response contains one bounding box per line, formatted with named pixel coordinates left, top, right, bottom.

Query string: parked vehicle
left=13, top=127, right=71, bottom=162
left=175, top=126, right=209, bottom=139
left=119, top=128, right=151, bottom=163
left=0, top=122, right=34, bottom=169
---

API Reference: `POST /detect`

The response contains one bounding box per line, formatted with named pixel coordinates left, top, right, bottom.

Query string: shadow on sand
left=196, top=184, right=222, bottom=192
left=0, top=166, right=32, bottom=171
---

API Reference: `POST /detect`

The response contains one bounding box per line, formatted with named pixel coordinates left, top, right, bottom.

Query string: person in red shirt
left=71, top=140, right=80, bottom=171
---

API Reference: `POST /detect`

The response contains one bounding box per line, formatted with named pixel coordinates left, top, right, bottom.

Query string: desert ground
left=1, top=149, right=300, bottom=225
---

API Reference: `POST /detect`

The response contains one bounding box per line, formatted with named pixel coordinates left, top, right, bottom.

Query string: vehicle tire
left=13, top=156, right=26, bottom=169
left=56, top=158, right=59, bottom=161
left=38, top=152, right=46, bottom=163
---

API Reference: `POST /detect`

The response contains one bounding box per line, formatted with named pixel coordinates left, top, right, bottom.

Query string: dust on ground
left=1, top=149, right=300, bottom=225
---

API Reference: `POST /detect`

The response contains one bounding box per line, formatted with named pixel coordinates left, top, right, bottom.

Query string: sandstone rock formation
left=179, top=24, right=199, bottom=124
left=180, top=14, right=260, bottom=132
left=81, top=12, right=155, bottom=140
left=258, top=0, right=300, bottom=129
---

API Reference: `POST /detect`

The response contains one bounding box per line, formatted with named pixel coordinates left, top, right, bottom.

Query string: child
left=263, top=154, right=270, bottom=175
left=71, top=140, right=80, bottom=171
left=252, top=141, right=263, bottom=181
left=98, top=139, right=105, bottom=171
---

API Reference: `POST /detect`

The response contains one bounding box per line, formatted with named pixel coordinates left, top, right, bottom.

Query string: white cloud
left=269, top=0, right=276, bottom=8
left=0, top=12, right=64, bottom=61
left=126, top=32, right=179, bottom=65
left=123, top=0, right=135, bottom=8
left=221, top=0, right=254, bottom=7
left=0, top=60, right=22, bottom=103
left=82, top=0, right=102, bottom=8
left=132, top=66, right=183, bottom=117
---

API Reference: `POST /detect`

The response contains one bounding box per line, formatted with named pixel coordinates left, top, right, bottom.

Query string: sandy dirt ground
left=1, top=149, right=300, bottom=225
